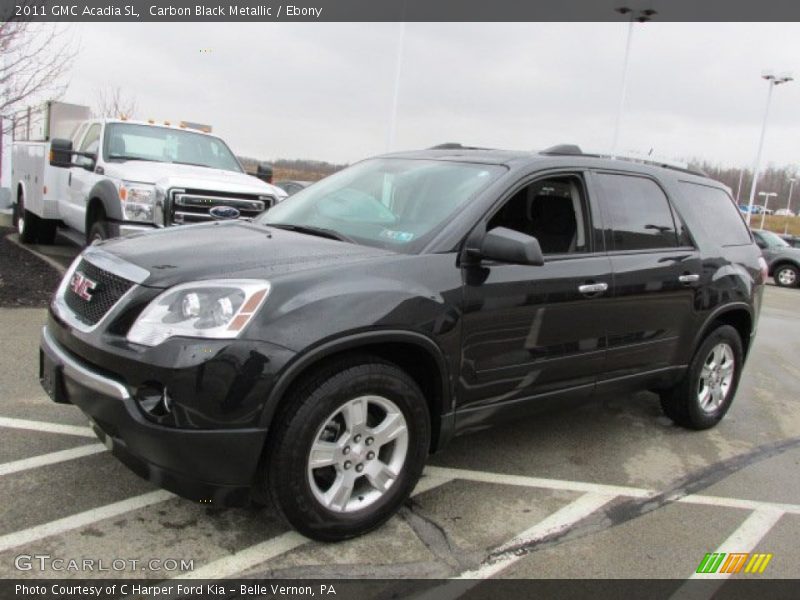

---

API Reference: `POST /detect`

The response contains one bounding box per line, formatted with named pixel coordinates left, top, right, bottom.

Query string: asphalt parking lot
left=0, top=246, right=798, bottom=587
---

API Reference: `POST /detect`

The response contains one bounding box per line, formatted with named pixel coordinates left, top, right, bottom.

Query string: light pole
left=758, top=191, right=777, bottom=230
left=745, top=71, right=793, bottom=225
left=610, top=7, right=656, bottom=156
left=784, top=177, right=796, bottom=234
left=387, top=21, right=406, bottom=151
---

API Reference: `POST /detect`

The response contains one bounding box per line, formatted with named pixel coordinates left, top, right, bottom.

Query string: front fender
left=87, top=179, right=123, bottom=221
left=259, top=328, right=452, bottom=429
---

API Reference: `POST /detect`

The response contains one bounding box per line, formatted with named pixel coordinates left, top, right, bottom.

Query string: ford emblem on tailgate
left=209, top=205, right=241, bottom=220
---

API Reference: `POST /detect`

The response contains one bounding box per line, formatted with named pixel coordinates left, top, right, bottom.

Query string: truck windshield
left=103, top=123, right=243, bottom=172
left=260, top=158, right=504, bottom=253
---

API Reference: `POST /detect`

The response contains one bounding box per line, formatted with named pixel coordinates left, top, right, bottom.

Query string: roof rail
left=541, top=144, right=584, bottom=155
left=429, top=142, right=491, bottom=150
left=539, top=144, right=707, bottom=177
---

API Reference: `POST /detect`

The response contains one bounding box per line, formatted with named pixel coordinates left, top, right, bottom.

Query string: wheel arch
left=692, top=304, right=754, bottom=360
left=85, top=180, right=123, bottom=233
left=261, top=330, right=452, bottom=453
left=769, top=259, right=800, bottom=276
left=85, top=197, right=106, bottom=235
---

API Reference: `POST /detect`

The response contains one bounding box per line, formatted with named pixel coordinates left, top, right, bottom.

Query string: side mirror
left=480, top=227, right=545, bottom=266
left=49, top=138, right=73, bottom=168
left=256, top=162, right=274, bottom=184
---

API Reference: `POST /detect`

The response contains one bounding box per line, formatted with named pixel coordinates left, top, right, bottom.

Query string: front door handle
left=578, top=282, right=608, bottom=295
left=678, top=274, right=700, bottom=284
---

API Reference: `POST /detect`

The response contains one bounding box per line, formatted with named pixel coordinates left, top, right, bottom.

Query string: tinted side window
left=597, top=173, right=678, bottom=251
left=674, top=182, right=752, bottom=247
left=488, top=175, right=589, bottom=254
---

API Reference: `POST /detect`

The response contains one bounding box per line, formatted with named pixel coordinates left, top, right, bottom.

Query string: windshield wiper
left=267, top=223, right=355, bottom=243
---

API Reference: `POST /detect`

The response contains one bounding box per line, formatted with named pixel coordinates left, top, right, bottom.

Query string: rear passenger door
left=593, top=171, right=702, bottom=384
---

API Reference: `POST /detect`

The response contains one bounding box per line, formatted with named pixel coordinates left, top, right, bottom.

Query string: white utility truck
left=11, top=101, right=285, bottom=244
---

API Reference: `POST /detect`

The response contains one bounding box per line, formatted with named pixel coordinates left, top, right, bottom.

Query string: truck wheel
left=263, top=356, right=430, bottom=541
left=14, top=196, right=40, bottom=244
left=774, top=264, right=799, bottom=288
left=659, top=325, right=743, bottom=430
left=87, top=220, right=110, bottom=245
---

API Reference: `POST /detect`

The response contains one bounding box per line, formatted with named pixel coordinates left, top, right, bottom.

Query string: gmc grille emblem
left=70, top=271, right=97, bottom=301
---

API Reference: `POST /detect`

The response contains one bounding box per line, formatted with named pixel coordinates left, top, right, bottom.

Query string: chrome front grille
left=169, top=190, right=274, bottom=224
left=52, top=248, right=150, bottom=333
left=63, top=260, right=135, bottom=326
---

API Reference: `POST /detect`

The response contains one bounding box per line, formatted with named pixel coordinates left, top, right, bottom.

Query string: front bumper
left=39, top=326, right=269, bottom=506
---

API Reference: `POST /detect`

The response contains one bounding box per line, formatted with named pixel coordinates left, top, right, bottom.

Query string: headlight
left=127, top=279, right=270, bottom=346
left=119, top=181, right=155, bottom=222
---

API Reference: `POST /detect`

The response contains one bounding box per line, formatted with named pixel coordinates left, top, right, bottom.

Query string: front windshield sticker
left=380, top=229, right=415, bottom=243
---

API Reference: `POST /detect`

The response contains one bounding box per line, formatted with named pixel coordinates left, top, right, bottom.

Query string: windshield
left=103, top=123, right=243, bottom=172
left=757, top=230, right=790, bottom=248
left=260, top=158, right=503, bottom=252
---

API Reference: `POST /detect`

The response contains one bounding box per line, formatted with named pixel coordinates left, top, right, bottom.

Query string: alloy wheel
left=307, top=395, right=409, bottom=513
left=697, top=342, right=735, bottom=413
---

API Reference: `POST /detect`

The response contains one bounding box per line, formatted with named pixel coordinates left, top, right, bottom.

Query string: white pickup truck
left=11, top=101, right=286, bottom=244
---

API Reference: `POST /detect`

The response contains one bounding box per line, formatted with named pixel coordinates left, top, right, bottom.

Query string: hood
left=102, top=160, right=286, bottom=198
left=98, top=221, right=394, bottom=288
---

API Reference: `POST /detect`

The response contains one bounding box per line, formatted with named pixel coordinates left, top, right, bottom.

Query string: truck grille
left=169, top=189, right=274, bottom=224
left=63, top=260, right=135, bottom=326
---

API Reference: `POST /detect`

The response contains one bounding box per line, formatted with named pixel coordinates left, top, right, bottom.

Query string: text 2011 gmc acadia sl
left=40, top=146, right=766, bottom=541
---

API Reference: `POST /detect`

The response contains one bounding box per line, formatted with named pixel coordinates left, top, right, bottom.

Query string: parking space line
left=677, top=493, right=800, bottom=515
left=687, top=508, right=784, bottom=581
left=0, top=490, right=173, bottom=554
left=428, top=466, right=800, bottom=515
left=174, top=475, right=454, bottom=580
left=0, top=443, right=105, bottom=477
left=173, top=531, right=309, bottom=580
left=411, top=493, right=614, bottom=600
left=426, top=466, right=652, bottom=498
left=459, top=492, right=613, bottom=579
left=0, top=416, right=95, bottom=438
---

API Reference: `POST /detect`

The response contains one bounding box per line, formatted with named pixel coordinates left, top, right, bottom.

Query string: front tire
left=87, top=219, right=110, bottom=245
left=264, top=357, right=430, bottom=541
left=774, top=264, right=799, bottom=288
left=660, top=325, right=743, bottom=430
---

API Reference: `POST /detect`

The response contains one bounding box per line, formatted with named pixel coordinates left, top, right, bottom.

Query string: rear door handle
left=578, top=282, right=608, bottom=295
left=678, top=274, right=700, bottom=283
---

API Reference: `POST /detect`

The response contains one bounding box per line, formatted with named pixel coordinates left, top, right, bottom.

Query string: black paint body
left=40, top=149, right=765, bottom=505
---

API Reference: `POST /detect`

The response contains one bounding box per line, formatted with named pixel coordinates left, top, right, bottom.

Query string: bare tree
left=94, top=86, right=137, bottom=119
left=0, top=18, right=78, bottom=133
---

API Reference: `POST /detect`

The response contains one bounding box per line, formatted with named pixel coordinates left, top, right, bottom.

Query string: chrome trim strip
left=82, top=247, right=150, bottom=284
left=41, top=326, right=130, bottom=400
left=118, top=224, right=156, bottom=236
left=174, top=193, right=266, bottom=212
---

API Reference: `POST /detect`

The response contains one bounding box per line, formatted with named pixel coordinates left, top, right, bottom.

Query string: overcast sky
left=61, top=22, right=800, bottom=167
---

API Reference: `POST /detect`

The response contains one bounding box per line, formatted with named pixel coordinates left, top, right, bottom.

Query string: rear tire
left=660, top=325, right=743, bottom=430
left=773, top=264, right=799, bottom=288
left=14, top=196, right=41, bottom=244
left=263, top=356, right=430, bottom=542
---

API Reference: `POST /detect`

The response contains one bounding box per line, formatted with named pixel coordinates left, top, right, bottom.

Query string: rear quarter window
left=674, top=182, right=752, bottom=246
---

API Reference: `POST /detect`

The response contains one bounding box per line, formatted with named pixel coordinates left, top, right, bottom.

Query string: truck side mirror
left=49, top=138, right=74, bottom=168
left=256, top=163, right=274, bottom=184
left=480, top=227, right=545, bottom=266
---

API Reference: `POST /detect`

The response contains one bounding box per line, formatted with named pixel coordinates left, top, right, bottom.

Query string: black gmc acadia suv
left=40, top=145, right=766, bottom=541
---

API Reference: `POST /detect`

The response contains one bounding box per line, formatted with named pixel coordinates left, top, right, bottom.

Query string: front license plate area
left=39, top=349, right=66, bottom=403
